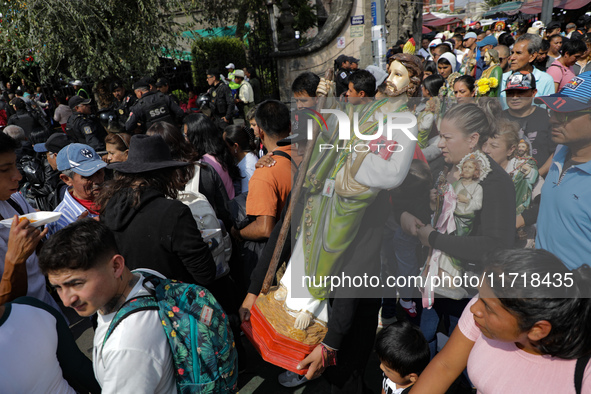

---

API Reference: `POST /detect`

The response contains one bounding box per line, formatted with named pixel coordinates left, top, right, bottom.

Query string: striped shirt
left=47, top=189, right=98, bottom=236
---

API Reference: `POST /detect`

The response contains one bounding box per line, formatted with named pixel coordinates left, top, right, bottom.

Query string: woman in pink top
left=547, top=39, right=587, bottom=92
left=183, top=113, right=240, bottom=199
left=411, top=249, right=591, bottom=393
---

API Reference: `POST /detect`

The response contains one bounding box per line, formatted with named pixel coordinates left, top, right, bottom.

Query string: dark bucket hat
left=108, top=134, right=189, bottom=173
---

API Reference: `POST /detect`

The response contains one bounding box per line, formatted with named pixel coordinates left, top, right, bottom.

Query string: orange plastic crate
left=241, top=303, right=317, bottom=375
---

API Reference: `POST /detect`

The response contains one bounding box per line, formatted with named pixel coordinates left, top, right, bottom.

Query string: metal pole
left=541, top=0, right=553, bottom=27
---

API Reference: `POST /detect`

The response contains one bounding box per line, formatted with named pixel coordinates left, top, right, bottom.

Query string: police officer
left=206, top=69, right=234, bottom=131
left=7, top=97, right=47, bottom=143
left=125, top=77, right=185, bottom=133
left=110, top=81, right=137, bottom=129
left=334, top=54, right=352, bottom=97
left=70, top=80, right=90, bottom=99
left=155, top=77, right=180, bottom=105
left=65, top=95, right=107, bottom=151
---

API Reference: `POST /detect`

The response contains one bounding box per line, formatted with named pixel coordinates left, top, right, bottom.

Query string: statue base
left=241, top=287, right=328, bottom=375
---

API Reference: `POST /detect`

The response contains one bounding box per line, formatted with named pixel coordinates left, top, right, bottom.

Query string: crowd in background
left=0, top=15, right=590, bottom=394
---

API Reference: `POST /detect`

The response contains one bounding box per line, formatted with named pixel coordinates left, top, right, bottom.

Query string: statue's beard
left=385, top=81, right=409, bottom=97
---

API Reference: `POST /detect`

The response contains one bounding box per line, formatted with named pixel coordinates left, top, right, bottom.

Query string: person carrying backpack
left=96, top=134, right=217, bottom=287
left=39, top=219, right=238, bottom=394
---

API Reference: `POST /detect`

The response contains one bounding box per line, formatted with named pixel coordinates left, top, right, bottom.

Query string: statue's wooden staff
left=261, top=68, right=334, bottom=295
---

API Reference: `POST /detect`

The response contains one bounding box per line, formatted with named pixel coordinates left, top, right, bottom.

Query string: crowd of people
left=0, top=16, right=590, bottom=394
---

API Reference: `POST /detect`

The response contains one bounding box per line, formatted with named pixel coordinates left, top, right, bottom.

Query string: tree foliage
left=0, top=0, right=196, bottom=81
left=287, top=0, right=317, bottom=34
left=191, top=36, right=247, bottom=93
left=0, top=0, right=312, bottom=86
left=484, top=0, right=510, bottom=8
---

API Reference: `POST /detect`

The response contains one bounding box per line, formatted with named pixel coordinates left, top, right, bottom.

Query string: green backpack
left=103, top=271, right=238, bottom=393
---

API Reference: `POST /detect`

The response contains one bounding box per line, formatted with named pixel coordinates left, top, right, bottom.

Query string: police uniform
left=76, top=88, right=90, bottom=100
left=168, top=93, right=180, bottom=106
left=65, top=112, right=107, bottom=151
left=125, top=91, right=184, bottom=133
left=155, top=77, right=180, bottom=105
left=207, top=81, right=234, bottom=131
left=110, top=94, right=137, bottom=129
left=335, top=67, right=350, bottom=97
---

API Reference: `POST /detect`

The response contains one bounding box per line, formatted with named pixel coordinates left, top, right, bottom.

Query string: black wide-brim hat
left=108, top=134, right=190, bottom=173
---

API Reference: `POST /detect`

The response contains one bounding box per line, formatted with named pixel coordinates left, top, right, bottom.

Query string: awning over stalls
left=159, top=48, right=192, bottom=62
left=425, top=17, right=463, bottom=27
left=171, top=24, right=250, bottom=61
left=422, top=13, right=441, bottom=22
left=423, top=25, right=432, bottom=33
left=520, top=0, right=591, bottom=14
left=182, top=24, right=250, bottom=40
left=483, top=1, right=523, bottom=17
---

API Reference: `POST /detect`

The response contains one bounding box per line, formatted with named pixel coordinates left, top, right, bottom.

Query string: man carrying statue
left=241, top=53, right=423, bottom=393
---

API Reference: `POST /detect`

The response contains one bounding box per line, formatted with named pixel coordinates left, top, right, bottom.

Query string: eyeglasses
left=550, top=109, right=591, bottom=124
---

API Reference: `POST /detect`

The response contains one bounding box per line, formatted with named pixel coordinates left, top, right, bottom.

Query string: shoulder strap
left=194, top=162, right=201, bottom=192
left=401, top=386, right=413, bottom=394
left=272, top=150, right=292, bottom=161
left=6, top=197, right=24, bottom=215
left=575, top=354, right=591, bottom=394
left=102, top=295, right=158, bottom=348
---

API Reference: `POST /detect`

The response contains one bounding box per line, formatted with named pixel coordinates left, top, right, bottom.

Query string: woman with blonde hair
left=399, top=103, right=515, bottom=355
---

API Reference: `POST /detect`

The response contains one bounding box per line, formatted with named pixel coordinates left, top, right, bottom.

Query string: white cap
left=225, top=63, right=235, bottom=69
left=70, top=80, right=83, bottom=86
left=365, top=65, right=388, bottom=90
left=428, top=38, right=442, bottom=56
left=532, top=21, right=545, bottom=29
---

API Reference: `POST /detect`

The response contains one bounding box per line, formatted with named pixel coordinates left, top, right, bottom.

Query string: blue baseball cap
left=535, top=71, right=591, bottom=112
left=463, top=32, right=477, bottom=41
left=56, top=143, right=107, bottom=176
left=476, top=35, right=497, bottom=48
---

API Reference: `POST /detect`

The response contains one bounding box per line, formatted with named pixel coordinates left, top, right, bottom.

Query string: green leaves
left=191, top=36, right=247, bottom=92
left=0, top=0, right=194, bottom=81
left=484, top=0, right=510, bottom=7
